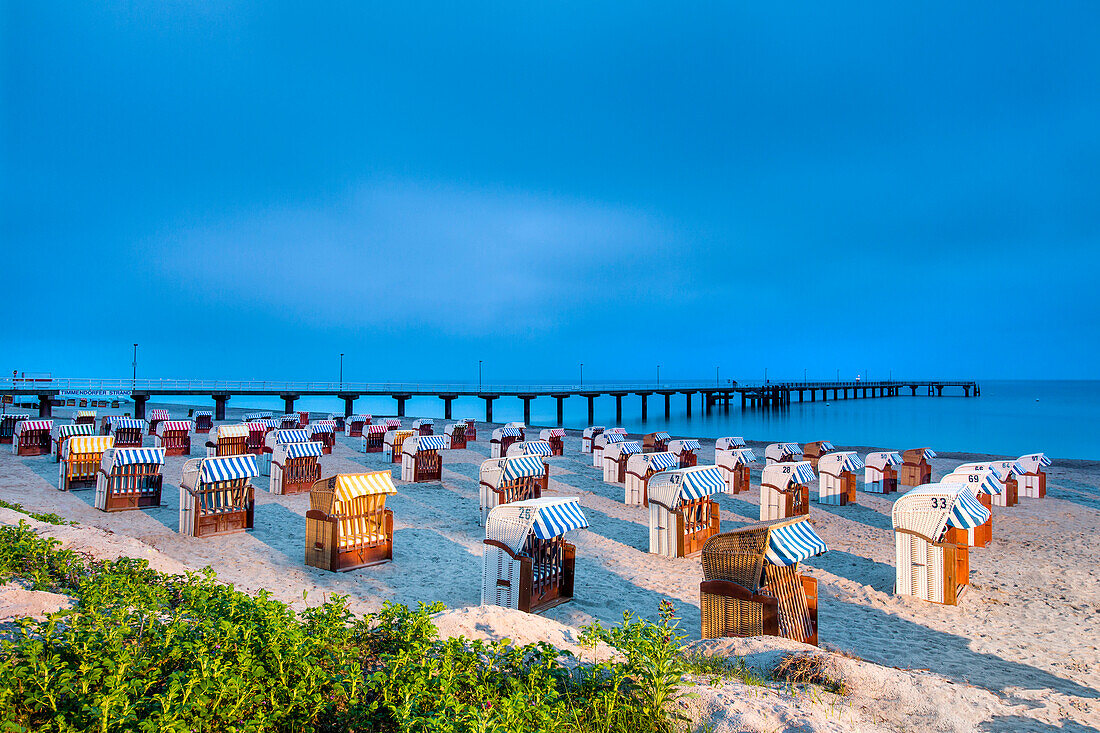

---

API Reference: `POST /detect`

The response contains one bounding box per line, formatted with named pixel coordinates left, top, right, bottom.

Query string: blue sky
left=3, top=2, right=1098, bottom=383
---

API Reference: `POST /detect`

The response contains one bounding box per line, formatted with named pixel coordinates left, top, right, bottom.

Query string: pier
left=2, top=377, right=980, bottom=423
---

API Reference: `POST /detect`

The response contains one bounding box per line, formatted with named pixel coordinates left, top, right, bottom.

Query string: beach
left=2, top=406, right=1098, bottom=731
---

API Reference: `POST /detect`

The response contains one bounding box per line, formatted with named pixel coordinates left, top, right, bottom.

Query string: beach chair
left=444, top=421, right=468, bottom=449
left=602, top=440, right=642, bottom=484
left=261, top=428, right=310, bottom=475
left=864, top=451, right=903, bottom=494
left=700, top=517, right=827, bottom=645
left=179, top=455, right=257, bottom=538
left=307, top=421, right=337, bottom=454
left=760, top=461, right=815, bottom=521
left=647, top=465, right=725, bottom=557
left=491, top=426, right=524, bottom=458
left=384, top=429, right=415, bottom=464
left=643, top=432, right=672, bottom=453
left=330, top=414, right=345, bottom=431
left=892, top=482, right=989, bottom=605
left=817, top=452, right=865, bottom=506
left=900, top=448, right=936, bottom=487
left=481, top=497, right=588, bottom=614
left=668, top=439, right=701, bottom=469
left=801, top=441, right=835, bottom=471
left=539, top=428, right=566, bottom=455
left=110, top=418, right=147, bottom=448
left=345, top=414, right=371, bottom=437
left=245, top=422, right=268, bottom=456
left=146, top=409, right=170, bottom=435
left=205, top=424, right=249, bottom=457
left=12, top=420, right=52, bottom=456
left=505, top=422, right=526, bottom=440
left=941, top=468, right=1002, bottom=548
left=505, top=441, right=552, bottom=492
left=52, top=423, right=94, bottom=462
left=192, top=411, right=214, bottom=434
left=716, top=436, right=747, bottom=452
left=73, top=410, right=96, bottom=428
left=413, top=418, right=434, bottom=436
left=591, top=431, right=624, bottom=467
left=954, top=460, right=1020, bottom=508
left=306, top=472, right=397, bottom=571
left=280, top=414, right=301, bottom=430
left=1016, top=453, right=1051, bottom=499
left=155, top=420, right=192, bottom=456
left=59, top=436, right=115, bottom=490
left=270, top=440, right=325, bottom=495
left=99, top=415, right=114, bottom=435
left=624, top=451, right=679, bottom=506
left=0, top=414, right=31, bottom=444
left=463, top=419, right=477, bottom=442
left=95, top=447, right=165, bottom=512
left=401, top=435, right=446, bottom=482
left=764, top=443, right=803, bottom=465
left=383, top=418, right=402, bottom=431
left=360, top=423, right=387, bottom=453
left=296, top=411, right=310, bottom=428
left=581, top=426, right=605, bottom=454
left=479, top=455, right=547, bottom=524
left=243, top=411, right=273, bottom=423
left=716, top=448, right=757, bottom=494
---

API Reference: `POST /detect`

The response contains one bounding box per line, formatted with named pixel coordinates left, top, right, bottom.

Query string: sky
left=2, top=2, right=1098, bottom=385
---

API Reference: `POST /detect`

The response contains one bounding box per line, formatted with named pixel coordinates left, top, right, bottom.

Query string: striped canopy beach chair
left=602, top=440, right=642, bottom=484
left=384, top=429, right=415, bottom=464
left=400, top=434, right=446, bottom=482
left=700, top=516, right=828, bottom=645
left=765, top=442, right=803, bottom=465
left=59, top=435, right=114, bottom=490
left=243, top=411, right=273, bottom=422
left=716, top=447, right=757, bottom=495
left=12, top=419, right=52, bottom=456
left=271, top=440, right=324, bottom=495
left=205, top=424, right=249, bottom=457
left=506, top=440, right=553, bottom=492
left=893, top=482, right=989, bottom=605
left=643, top=431, right=672, bottom=453
left=668, top=438, right=701, bottom=469
left=155, top=420, right=192, bottom=456
left=179, top=454, right=257, bottom=538
left=52, top=423, right=94, bottom=461
left=192, top=410, right=214, bottom=434
left=716, top=436, right=747, bottom=452
left=481, top=497, right=588, bottom=614
left=462, top=418, right=477, bottom=442
left=360, top=423, right=387, bottom=453
left=647, top=465, right=725, bottom=557
left=801, top=441, right=835, bottom=471
left=95, top=447, right=165, bottom=512
left=413, top=418, right=434, bottom=436
left=625, top=451, right=679, bottom=506
left=1016, top=453, right=1051, bottom=499
left=307, top=421, right=337, bottom=454
left=306, top=471, right=397, bottom=571
left=941, top=467, right=1002, bottom=548
left=245, top=422, right=268, bottom=455
left=280, top=414, right=302, bottom=430
left=112, top=417, right=150, bottom=447
left=383, top=418, right=402, bottom=430
left=817, top=452, right=865, bottom=506
left=591, top=430, right=624, bottom=468
left=505, top=422, right=526, bottom=440
left=539, top=428, right=566, bottom=455
left=479, top=455, right=547, bottom=525
left=0, top=414, right=31, bottom=444
left=146, top=409, right=171, bottom=435
left=864, top=451, right=903, bottom=494
left=344, top=414, right=371, bottom=437
left=900, top=447, right=936, bottom=487
left=73, top=409, right=96, bottom=427
left=760, top=461, right=816, bottom=521
left=581, top=426, right=605, bottom=454
left=261, top=428, right=310, bottom=475
left=444, top=421, right=468, bottom=449
left=491, top=426, right=524, bottom=458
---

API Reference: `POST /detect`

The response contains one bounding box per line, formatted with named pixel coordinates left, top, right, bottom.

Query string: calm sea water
left=214, top=380, right=1100, bottom=460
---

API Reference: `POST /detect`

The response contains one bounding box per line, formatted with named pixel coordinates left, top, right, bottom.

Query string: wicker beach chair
left=95, top=447, right=165, bottom=512
left=384, top=429, right=415, bottom=464
left=643, top=432, right=672, bottom=453
left=716, top=436, right=747, bottom=452
left=1016, top=453, right=1051, bottom=499
left=192, top=411, right=214, bottom=434
left=505, top=440, right=553, bottom=491
left=591, top=431, right=624, bottom=468
left=491, top=426, right=524, bottom=458
left=668, top=439, right=701, bottom=469
left=307, top=421, right=337, bottom=454
left=305, top=472, right=396, bottom=571
left=801, top=441, right=835, bottom=471
left=764, top=442, right=803, bottom=465
left=146, top=409, right=171, bottom=435
left=647, top=465, right=726, bottom=557
left=0, top=413, right=30, bottom=445
left=155, top=420, right=192, bottom=457
left=205, top=424, right=249, bottom=457
left=52, top=423, right=94, bottom=461
left=261, top=428, right=310, bottom=475
left=716, top=447, right=757, bottom=495
left=479, top=455, right=547, bottom=525
left=954, top=460, right=1020, bottom=508
left=243, top=411, right=274, bottom=423
left=179, top=454, right=257, bottom=537
left=817, top=452, right=864, bottom=506
left=505, top=422, right=526, bottom=440
left=940, top=468, right=1002, bottom=548
left=581, top=426, right=605, bottom=454
left=413, top=418, right=434, bottom=436
left=278, top=414, right=301, bottom=430
left=892, top=482, right=989, bottom=605
left=481, top=497, right=588, bottom=614
left=73, top=410, right=96, bottom=428
left=863, top=451, right=903, bottom=494
left=345, top=414, right=371, bottom=437
left=12, top=420, right=52, bottom=456
left=59, top=435, right=115, bottom=491
left=760, top=461, right=816, bottom=521
left=700, top=516, right=828, bottom=645
left=359, top=423, right=388, bottom=453
left=899, top=447, right=936, bottom=487
left=537, top=428, right=566, bottom=455
left=624, top=451, right=679, bottom=506
left=400, top=435, right=445, bottom=482
left=109, top=418, right=146, bottom=448
left=463, top=419, right=477, bottom=442
left=244, top=422, right=268, bottom=456
left=444, top=421, right=468, bottom=449
left=602, top=440, right=642, bottom=484
left=270, top=440, right=325, bottom=495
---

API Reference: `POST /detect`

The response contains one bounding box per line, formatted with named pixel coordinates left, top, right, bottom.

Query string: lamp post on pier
left=657, top=365, right=660, bottom=387
left=132, top=344, right=138, bottom=388
left=579, top=363, right=584, bottom=389
left=478, top=360, right=482, bottom=393
left=339, top=353, right=344, bottom=389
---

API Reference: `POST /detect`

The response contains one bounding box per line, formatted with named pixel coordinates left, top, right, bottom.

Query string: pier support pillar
left=637, top=392, right=651, bottom=422
left=280, top=394, right=298, bottom=415
left=553, top=395, right=567, bottom=425
left=936, top=385, right=943, bottom=396
left=439, top=394, right=457, bottom=420
left=339, top=394, right=359, bottom=418
left=393, top=394, right=411, bottom=417
left=664, top=393, right=671, bottom=418
left=613, top=393, right=624, bottom=422
left=213, top=394, right=230, bottom=421
left=910, top=385, right=917, bottom=396
left=685, top=392, right=692, bottom=417
left=586, top=395, right=595, bottom=424
left=482, top=395, right=498, bottom=422
left=37, top=393, right=53, bottom=418
left=519, top=395, right=535, bottom=425
left=131, top=394, right=148, bottom=419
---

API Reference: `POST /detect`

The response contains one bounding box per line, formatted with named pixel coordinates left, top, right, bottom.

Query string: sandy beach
left=2, top=406, right=1098, bottom=731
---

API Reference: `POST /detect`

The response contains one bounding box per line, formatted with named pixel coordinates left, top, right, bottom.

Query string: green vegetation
left=0, top=499, right=72, bottom=526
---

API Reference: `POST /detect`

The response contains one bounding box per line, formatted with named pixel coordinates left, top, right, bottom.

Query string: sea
left=216, top=380, right=1100, bottom=461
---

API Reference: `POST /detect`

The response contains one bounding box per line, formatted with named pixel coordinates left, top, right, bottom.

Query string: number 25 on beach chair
left=647, top=465, right=725, bottom=558
left=700, top=516, right=828, bottom=646
left=305, top=472, right=396, bottom=572
left=892, top=482, right=988, bottom=605
left=760, top=461, right=816, bottom=521
left=95, top=447, right=165, bottom=512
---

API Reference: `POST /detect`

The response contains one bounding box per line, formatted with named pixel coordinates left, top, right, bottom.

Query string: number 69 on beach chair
left=954, top=460, right=1021, bottom=507
left=179, top=455, right=257, bottom=538
left=305, top=472, right=396, bottom=571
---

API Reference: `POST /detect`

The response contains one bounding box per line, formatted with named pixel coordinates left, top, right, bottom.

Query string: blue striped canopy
left=497, top=427, right=523, bottom=438
left=923, top=448, right=937, bottom=460
left=765, top=521, right=829, bottom=566
left=816, top=441, right=835, bottom=451
left=530, top=500, right=589, bottom=539
left=308, top=423, right=335, bottom=434
left=113, top=447, right=165, bottom=466
left=280, top=415, right=300, bottom=423
left=653, top=432, right=671, bottom=441
left=602, top=432, right=624, bottom=444
left=646, top=452, right=679, bottom=471
left=679, top=466, right=727, bottom=502
left=521, top=441, right=553, bottom=456
left=677, top=439, right=701, bottom=451
left=259, top=418, right=282, bottom=428
left=285, top=441, right=325, bottom=459
left=616, top=441, right=642, bottom=456
left=348, top=415, right=370, bottom=423
left=947, top=489, right=990, bottom=529
left=243, top=412, right=272, bottom=420
left=789, top=462, right=817, bottom=485
left=416, top=435, right=447, bottom=451
left=735, top=448, right=758, bottom=464
left=193, top=411, right=213, bottom=417
left=275, top=429, right=310, bottom=443
left=781, top=443, right=801, bottom=455
left=112, top=418, right=146, bottom=430
left=502, top=455, right=546, bottom=480
left=199, top=454, right=258, bottom=482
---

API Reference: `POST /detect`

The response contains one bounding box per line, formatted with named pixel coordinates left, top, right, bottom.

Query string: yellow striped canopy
left=335, top=472, right=397, bottom=502
left=216, top=424, right=250, bottom=439
left=68, top=436, right=114, bottom=453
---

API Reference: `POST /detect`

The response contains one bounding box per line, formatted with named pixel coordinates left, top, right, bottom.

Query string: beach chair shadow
left=578, top=506, right=649, bottom=551
left=811, top=501, right=894, bottom=531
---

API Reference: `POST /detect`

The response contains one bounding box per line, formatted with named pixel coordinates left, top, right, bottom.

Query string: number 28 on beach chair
left=765, top=442, right=803, bottom=465
left=444, top=421, right=468, bottom=449
left=305, top=472, right=396, bottom=572
left=12, top=420, right=52, bottom=456
left=581, top=426, right=605, bottom=454
left=817, top=452, right=865, bottom=506
left=760, top=461, right=816, bottom=521
left=602, top=440, right=642, bottom=484
left=481, top=497, right=588, bottom=614
left=863, top=451, right=903, bottom=494
left=625, top=451, right=679, bottom=506
left=479, top=455, right=546, bottom=525
left=539, top=428, right=566, bottom=455
left=179, top=455, right=257, bottom=538
left=401, top=435, right=446, bottom=482
left=95, top=447, right=165, bottom=512
left=700, top=516, right=828, bottom=646
left=146, top=409, right=170, bottom=435
left=899, top=447, right=936, bottom=487
left=155, top=420, right=192, bottom=456
left=59, top=436, right=115, bottom=491
left=270, top=440, right=324, bottom=495
left=52, top=423, right=94, bottom=461
left=360, top=423, right=388, bottom=453
left=647, top=465, right=725, bottom=557
left=491, top=427, right=524, bottom=458
left=801, top=441, right=835, bottom=471
left=892, top=482, right=989, bottom=605
left=716, top=448, right=757, bottom=494
left=1016, top=453, right=1051, bottom=499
